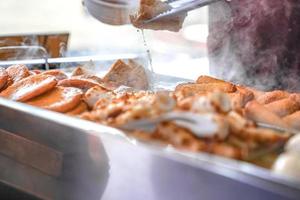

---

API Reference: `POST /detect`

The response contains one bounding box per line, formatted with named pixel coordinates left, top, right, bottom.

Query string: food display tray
left=0, top=56, right=299, bottom=200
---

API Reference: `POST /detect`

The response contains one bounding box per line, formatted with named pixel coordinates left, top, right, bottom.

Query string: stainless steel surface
left=0, top=96, right=300, bottom=199
left=0, top=54, right=140, bottom=67
left=0, top=99, right=111, bottom=200
left=144, top=0, right=220, bottom=24
left=0, top=129, right=62, bottom=177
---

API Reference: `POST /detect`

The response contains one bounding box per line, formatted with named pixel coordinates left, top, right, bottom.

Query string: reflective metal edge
left=0, top=98, right=299, bottom=200
left=0, top=54, right=141, bottom=66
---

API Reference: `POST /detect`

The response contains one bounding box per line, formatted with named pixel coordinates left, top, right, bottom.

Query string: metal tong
left=144, top=0, right=222, bottom=24
left=120, top=112, right=299, bottom=136
left=120, top=112, right=218, bottom=137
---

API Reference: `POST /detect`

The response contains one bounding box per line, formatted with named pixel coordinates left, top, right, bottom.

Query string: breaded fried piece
left=196, top=75, right=227, bottom=84
left=210, top=143, right=243, bottom=159
left=71, top=66, right=92, bottom=77
left=236, top=86, right=254, bottom=102
left=0, top=74, right=57, bottom=102
left=245, top=101, right=287, bottom=128
left=84, top=86, right=109, bottom=108
left=225, top=85, right=254, bottom=109
left=283, top=111, right=300, bottom=130
left=257, top=90, right=290, bottom=104
left=130, top=0, right=187, bottom=32
left=0, top=67, right=9, bottom=91
left=175, top=82, right=236, bottom=99
left=74, top=75, right=103, bottom=84
left=240, top=127, right=290, bottom=143
left=265, top=97, right=300, bottom=117
left=31, top=70, right=42, bottom=74
left=244, top=87, right=265, bottom=100
left=6, top=64, right=30, bottom=83
left=156, top=122, right=207, bottom=150
left=228, top=93, right=247, bottom=109
left=103, top=59, right=149, bottom=90
left=26, top=86, right=82, bottom=113
left=42, top=70, right=68, bottom=81
left=155, top=122, right=241, bottom=158
left=66, top=101, right=88, bottom=115
left=58, top=77, right=104, bottom=92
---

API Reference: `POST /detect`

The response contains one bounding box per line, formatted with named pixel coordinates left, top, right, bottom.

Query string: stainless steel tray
left=0, top=56, right=299, bottom=200
left=1, top=95, right=300, bottom=200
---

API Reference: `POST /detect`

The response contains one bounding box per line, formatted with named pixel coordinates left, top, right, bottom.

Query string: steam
left=0, top=35, right=49, bottom=61
left=207, top=0, right=300, bottom=92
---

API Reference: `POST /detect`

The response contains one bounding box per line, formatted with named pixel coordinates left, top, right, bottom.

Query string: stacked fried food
left=0, top=59, right=149, bottom=115
left=0, top=62, right=298, bottom=166
left=177, top=75, right=300, bottom=131
left=80, top=81, right=291, bottom=163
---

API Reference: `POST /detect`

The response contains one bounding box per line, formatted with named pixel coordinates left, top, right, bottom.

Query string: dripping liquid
left=140, top=29, right=154, bottom=73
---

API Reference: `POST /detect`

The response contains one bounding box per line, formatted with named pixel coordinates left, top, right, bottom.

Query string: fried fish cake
left=283, top=111, right=300, bottom=130
left=103, top=59, right=149, bottom=90
left=84, top=85, right=110, bottom=108
left=42, top=70, right=68, bottom=81
left=196, top=75, right=228, bottom=84
left=0, top=74, right=57, bottom=102
left=0, top=67, right=9, bottom=91
left=265, top=97, right=300, bottom=117
left=26, top=86, right=82, bottom=113
left=58, top=77, right=104, bottom=92
left=71, top=66, right=93, bottom=77
left=66, top=101, right=88, bottom=115
left=130, top=0, right=186, bottom=32
left=174, top=82, right=236, bottom=100
left=6, top=64, right=30, bottom=83
left=245, top=101, right=287, bottom=128
left=257, top=90, right=290, bottom=104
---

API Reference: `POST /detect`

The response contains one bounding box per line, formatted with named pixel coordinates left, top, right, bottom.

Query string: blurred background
left=0, top=0, right=209, bottom=79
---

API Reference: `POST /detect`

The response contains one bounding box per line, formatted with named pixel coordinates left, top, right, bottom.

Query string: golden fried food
left=130, top=0, right=187, bottom=32
left=0, top=67, right=9, bottom=91
left=240, top=127, right=290, bottom=143
left=58, top=77, right=104, bottom=92
left=6, top=64, right=30, bottom=83
left=103, top=59, right=149, bottom=90
left=0, top=74, right=57, bottom=102
left=41, top=70, right=68, bottom=81
left=66, top=101, right=88, bottom=115
left=1, top=63, right=297, bottom=165
left=245, top=87, right=265, bottom=100
left=245, top=101, right=287, bottom=128
left=31, top=70, right=42, bottom=74
left=84, top=86, right=110, bottom=108
left=196, top=75, right=227, bottom=84
left=26, top=86, right=82, bottom=113
left=283, top=111, right=300, bottom=130
left=265, top=97, right=300, bottom=117
left=74, top=75, right=103, bottom=84
left=71, top=66, right=92, bottom=77
left=175, top=82, right=236, bottom=100
left=257, top=90, right=290, bottom=104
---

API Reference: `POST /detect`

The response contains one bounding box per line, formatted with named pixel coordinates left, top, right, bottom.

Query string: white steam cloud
left=208, top=0, right=300, bottom=92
